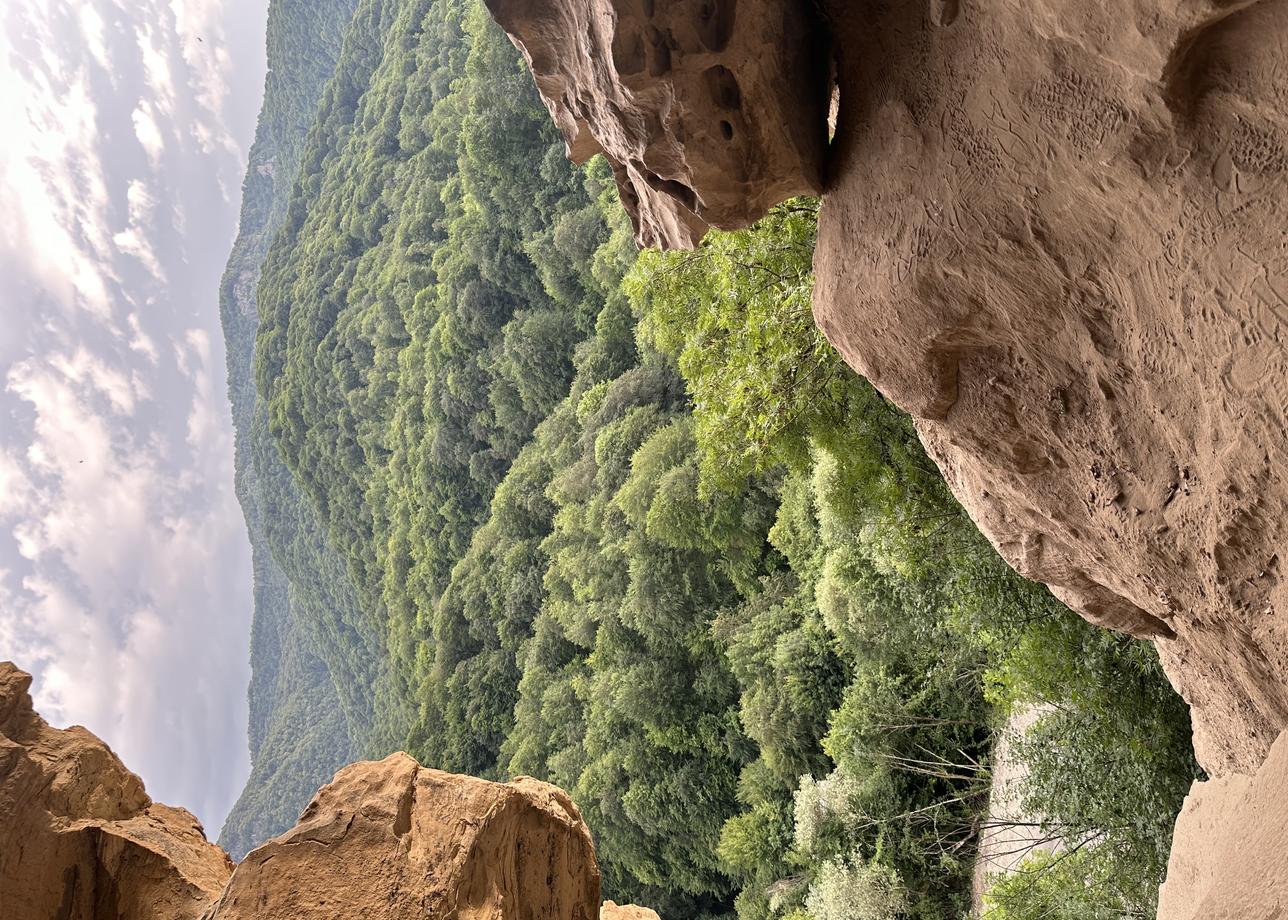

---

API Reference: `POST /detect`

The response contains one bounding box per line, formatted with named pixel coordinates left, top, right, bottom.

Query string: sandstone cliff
left=481, top=0, right=829, bottom=248
left=480, top=0, right=1288, bottom=911
left=0, top=661, right=233, bottom=920
left=483, top=0, right=1288, bottom=782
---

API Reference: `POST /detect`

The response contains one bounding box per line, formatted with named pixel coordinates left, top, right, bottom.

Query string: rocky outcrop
left=0, top=662, right=233, bottom=920
left=483, top=0, right=830, bottom=248
left=2, top=661, right=603, bottom=920
left=203, top=752, right=599, bottom=920
left=601, top=901, right=661, bottom=920
left=1157, top=727, right=1288, bottom=918
left=482, top=0, right=1288, bottom=779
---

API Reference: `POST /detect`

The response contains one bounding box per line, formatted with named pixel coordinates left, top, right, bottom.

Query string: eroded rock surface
left=0, top=661, right=233, bottom=920
left=483, top=0, right=1288, bottom=778
left=203, top=752, right=599, bottom=920
left=483, top=0, right=830, bottom=247
left=1157, top=727, right=1288, bottom=918
left=813, top=0, right=1288, bottom=777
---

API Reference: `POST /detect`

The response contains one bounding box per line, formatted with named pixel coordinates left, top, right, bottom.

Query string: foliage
left=253, top=0, right=611, bottom=749
left=982, top=849, right=1148, bottom=920
left=628, top=200, right=832, bottom=486
left=805, top=857, right=908, bottom=920
left=976, top=613, right=1201, bottom=915
left=628, top=203, right=1197, bottom=919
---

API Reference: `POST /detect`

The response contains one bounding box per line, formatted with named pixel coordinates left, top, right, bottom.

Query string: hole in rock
left=696, top=0, right=737, bottom=52
left=612, top=30, right=646, bottom=76
left=641, top=167, right=699, bottom=213
left=703, top=64, right=742, bottom=111
left=647, top=25, right=672, bottom=76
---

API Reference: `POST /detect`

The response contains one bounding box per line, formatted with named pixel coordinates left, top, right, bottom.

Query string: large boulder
left=1, top=662, right=604, bottom=920
left=1157, top=728, right=1288, bottom=918
left=0, top=661, right=233, bottom=920
left=480, top=0, right=1288, bottom=779
left=203, top=752, right=599, bottom=920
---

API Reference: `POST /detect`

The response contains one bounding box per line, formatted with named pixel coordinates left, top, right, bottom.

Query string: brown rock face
left=203, top=752, right=599, bottom=920
left=482, top=0, right=831, bottom=248
left=482, top=0, right=1288, bottom=778
left=0, top=661, right=233, bottom=920
left=813, top=0, right=1288, bottom=777
left=1157, top=727, right=1288, bottom=918
left=2, top=663, right=602, bottom=920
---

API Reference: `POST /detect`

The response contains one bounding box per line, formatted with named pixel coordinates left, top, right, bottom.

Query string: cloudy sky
left=0, top=0, right=269, bottom=833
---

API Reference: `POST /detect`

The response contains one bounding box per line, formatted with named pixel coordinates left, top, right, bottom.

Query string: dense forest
left=221, top=0, right=1201, bottom=915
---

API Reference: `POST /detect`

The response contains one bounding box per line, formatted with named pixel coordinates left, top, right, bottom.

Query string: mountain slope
left=215, top=0, right=365, bottom=859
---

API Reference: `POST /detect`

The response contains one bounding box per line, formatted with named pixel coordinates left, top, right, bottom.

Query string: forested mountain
left=222, top=0, right=1200, bottom=914
left=216, top=0, right=366, bottom=859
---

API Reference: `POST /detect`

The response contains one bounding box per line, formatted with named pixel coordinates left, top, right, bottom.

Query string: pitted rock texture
left=1157, top=728, right=1288, bottom=919
left=203, top=752, right=599, bottom=920
left=0, top=661, right=233, bottom=920
left=483, top=0, right=1288, bottom=777
left=482, top=0, right=830, bottom=248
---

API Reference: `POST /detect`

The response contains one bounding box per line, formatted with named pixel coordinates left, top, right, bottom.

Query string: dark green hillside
left=254, top=0, right=610, bottom=740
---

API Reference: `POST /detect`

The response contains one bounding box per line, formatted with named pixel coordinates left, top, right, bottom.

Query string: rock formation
left=483, top=0, right=830, bottom=248
left=815, top=0, right=1288, bottom=779
left=0, top=661, right=233, bottom=920
left=202, top=752, right=600, bottom=920
left=601, top=901, right=661, bottom=920
left=482, top=0, right=1288, bottom=780
left=1156, top=729, right=1288, bottom=918
left=2, top=661, right=606, bottom=920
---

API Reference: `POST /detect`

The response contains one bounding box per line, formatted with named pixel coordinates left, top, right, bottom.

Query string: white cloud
left=113, top=179, right=167, bottom=282
left=113, top=226, right=164, bottom=281
left=0, top=39, right=115, bottom=317
left=132, top=99, right=167, bottom=166
left=47, top=346, right=151, bottom=415
left=79, top=5, right=110, bottom=71
left=135, top=24, right=177, bottom=116
left=127, top=312, right=160, bottom=364
left=0, top=449, right=38, bottom=517
left=170, top=0, right=240, bottom=158
left=12, top=520, right=46, bottom=561
left=0, top=0, right=268, bottom=834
